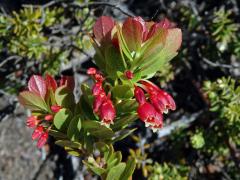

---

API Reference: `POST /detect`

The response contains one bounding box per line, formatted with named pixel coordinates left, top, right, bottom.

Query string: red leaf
left=93, top=16, right=115, bottom=43
left=28, top=75, right=47, bottom=99
left=146, top=18, right=171, bottom=40
left=45, top=74, right=57, bottom=92
left=122, top=16, right=146, bottom=52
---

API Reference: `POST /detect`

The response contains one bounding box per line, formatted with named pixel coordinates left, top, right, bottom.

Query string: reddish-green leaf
left=45, top=74, right=57, bottom=92
left=93, top=16, right=115, bottom=43
left=18, top=91, right=49, bottom=112
left=122, top=17, right=145, bottom=52
left=28, top=75, right=47, bottom=99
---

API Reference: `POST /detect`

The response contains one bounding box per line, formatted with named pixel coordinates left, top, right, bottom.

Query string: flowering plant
left=18, top=16, right=182, bottom=179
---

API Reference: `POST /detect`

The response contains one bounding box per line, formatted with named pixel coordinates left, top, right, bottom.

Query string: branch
left=197, top=49, right=240, bottom=69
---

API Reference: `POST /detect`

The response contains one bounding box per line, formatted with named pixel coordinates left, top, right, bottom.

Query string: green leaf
left=116, top=25, right=133, bottom=62
left=107, top=151, right=122, bottom=170
left=54, top=108, right=73, bottom=132
left=83, top=160, right=106, bottom=176
left=64, top=147, right=81, bottom=157
left=115, top=99, right=138, bottom=114
left=55, top=86, right=75, bottom=109
left=112, top=85, right=134, bottom=99
left=55, top=140, right=82, bottom=149
left=106, top=163, right=126, bottom=180
left=18, top=91, right=49, bottom=112
left=105, top=44, right=126, bottom=79
left=112, top=128, right=137, bottom=143
left=111, top=114, right=138, bottom=131
left=82, top=120, right=114, bottom=139
left=78, top=96, right=95, bottom=120
left=67, top=115, right=82, bottom=141
left=120, top=157, right=136, bottom=180
left=48, top=129, right=68, bottom=139
left=139, top=28, right=182, bottom=76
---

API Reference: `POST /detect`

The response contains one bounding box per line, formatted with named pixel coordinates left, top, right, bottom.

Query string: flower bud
left=87, top=67, right=97, bottom=75
left=134, top=87, right=146, bottom=105
left=44, top=114, right=53, bottom=121
left=51, top=105, right=62, bottom=113
left=125, top=70, right=134, bottom=79
left=93, top=92, right=107, bottom=113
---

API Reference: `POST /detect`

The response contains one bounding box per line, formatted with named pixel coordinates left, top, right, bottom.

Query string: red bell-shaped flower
left=140, top=80, right=176, bottom=114
left=26, top=115, right=39, bottom=128
left=93, top=92, right=107, bottom=113
left=137, top=102, right=163, bottom=130
left=37, top=132, right=48, bottom=148
left=99, top=99, right=116, bottom=126
left=32, top=126, right=44, bottom=140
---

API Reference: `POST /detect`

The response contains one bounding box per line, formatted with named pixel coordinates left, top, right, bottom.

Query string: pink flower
left=99, top=99, right=116, bottom=125
left=37, top=132, right=48, bottom=148
left=32, top=126, right=44, bottom=140
left=45, top=74, right=57, bottom=92
left=26, top=115, right=39, bottom=128
left=51, top=105, right=62, bottom=113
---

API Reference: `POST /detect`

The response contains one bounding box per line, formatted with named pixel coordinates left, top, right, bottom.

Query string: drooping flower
left=32, top=126, right=44, bottom=140
left=93, top=92, right=107, bottom=113
left=26, top=115, right=39, bottom=128
left=140, top=80, right=176, bottom=114
left=37, top=132, right=48, bottom=148
left=137, top=102, right=163, bottom=130
left=99, top=99, right=116, bottom=126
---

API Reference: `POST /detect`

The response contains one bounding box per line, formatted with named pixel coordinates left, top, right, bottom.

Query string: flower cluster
left=19, top=74, right=74, bottom=148
left=134, top=80, right=176, bottom=132
left=87, top=68, right=116, bottom=126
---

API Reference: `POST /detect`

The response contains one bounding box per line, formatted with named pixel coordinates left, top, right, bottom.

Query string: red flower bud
left=134, top=86, right=146, bottom=105
left=37, top=132, right=48, bottom=148
left=32, top=126, right=44, bottom=140
left=44, top=114, right=53, bottom=121
left=87, top=68, right=97, bottom=75
left=51, top=105, right=62, bottom=113
left=99, top=99, right=116, bottom=125
left=26, top=115, right=39, bottom=128
left=125, top=70, right=134, bottom=79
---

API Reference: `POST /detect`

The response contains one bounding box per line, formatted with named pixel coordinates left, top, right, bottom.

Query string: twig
left=197, top=49, right=240, bottom=69
left=71, top=2, right=134, bottom=17
left=0, top=55, right=23, bottom=68
left=23, top=1, right=134, bottom=17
